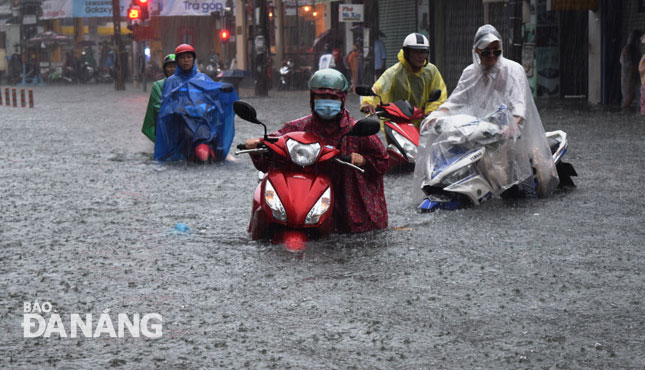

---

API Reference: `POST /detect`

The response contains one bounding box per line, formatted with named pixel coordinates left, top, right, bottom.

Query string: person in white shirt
left=318, top=44, right=335, bottom=70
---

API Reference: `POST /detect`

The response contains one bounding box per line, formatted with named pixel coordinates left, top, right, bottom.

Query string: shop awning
left=547, top=0, right=598, bottom=11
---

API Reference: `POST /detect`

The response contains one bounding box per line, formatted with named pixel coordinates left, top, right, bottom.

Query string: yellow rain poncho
left=361, top=49, right=448, bottom=118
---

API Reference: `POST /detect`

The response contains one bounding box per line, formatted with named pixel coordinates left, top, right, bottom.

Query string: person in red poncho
left=245, top=69, right=389, bottom=233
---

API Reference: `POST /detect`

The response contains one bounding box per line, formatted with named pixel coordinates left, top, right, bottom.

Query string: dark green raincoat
left=141, top=78, right=166, bottom=142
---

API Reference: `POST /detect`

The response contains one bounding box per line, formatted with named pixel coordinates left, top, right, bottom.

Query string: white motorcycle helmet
left=402, top=33, right=430, bottom=65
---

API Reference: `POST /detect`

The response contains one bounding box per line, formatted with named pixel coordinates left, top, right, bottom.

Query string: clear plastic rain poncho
left=413, top=25, right=559, bottom=201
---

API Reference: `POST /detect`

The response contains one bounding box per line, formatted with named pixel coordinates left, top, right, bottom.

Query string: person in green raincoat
left=141, top=54, right=177, bottom=142
left=360, top=33, right=448, bottom=124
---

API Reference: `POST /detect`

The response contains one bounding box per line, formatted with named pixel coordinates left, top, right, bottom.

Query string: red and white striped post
left=11, top=88, right=17, bottom=107
left=5, top=88, right=10, bottom=107
left=28, top=89, right=34, bottom=108
left=20, top=89, right=26, bottom=107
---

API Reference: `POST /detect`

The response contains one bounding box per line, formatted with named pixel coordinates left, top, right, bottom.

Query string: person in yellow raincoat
left=360, top=33, right=447, bottom=124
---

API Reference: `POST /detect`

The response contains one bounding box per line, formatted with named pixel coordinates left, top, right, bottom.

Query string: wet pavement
left=1, top=84, right=644, bottom=369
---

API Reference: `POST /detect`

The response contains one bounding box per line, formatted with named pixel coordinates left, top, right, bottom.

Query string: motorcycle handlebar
left=236, top=142, right=364, bottom=174
left=334, top=157, right=365, bottom=174
left=234, top=147, right=269, bottom=156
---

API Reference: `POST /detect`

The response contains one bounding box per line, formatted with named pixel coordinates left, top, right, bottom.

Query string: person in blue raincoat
left=155, top=44, right=238, bottom=163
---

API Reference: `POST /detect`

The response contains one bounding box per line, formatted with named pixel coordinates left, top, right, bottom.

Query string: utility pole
left=254, top=0, right=270, bottom=96
left=112, top=0, right=125, bottom=90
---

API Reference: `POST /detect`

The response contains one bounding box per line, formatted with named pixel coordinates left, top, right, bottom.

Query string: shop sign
left=339, top=4, right=363, bottom=22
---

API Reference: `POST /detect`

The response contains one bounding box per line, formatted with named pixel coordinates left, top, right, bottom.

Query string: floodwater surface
left=1, top=85, right=644, bottom=368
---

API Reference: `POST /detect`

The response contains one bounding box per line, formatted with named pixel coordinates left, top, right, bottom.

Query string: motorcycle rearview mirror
left=234, top=100, right=269, bottom=139
left=427, top=89, right=442, bottom=103
left=354, top=85, right=377, bottom=97
left=348, top=118, right=381, bottom=137
left=233, top=100, right=259, bottom=123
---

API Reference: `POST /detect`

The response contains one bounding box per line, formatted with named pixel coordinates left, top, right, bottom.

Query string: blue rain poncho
left=154, top=63, right=238, bottom=161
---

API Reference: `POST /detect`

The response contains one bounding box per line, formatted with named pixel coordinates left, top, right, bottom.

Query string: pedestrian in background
left=345, top=42, right=360, bottom=94
left=620, top=29, right=643, bottom=109
left=332, top=48, right=347, bottom=79
left=318, top=44, right=335, bottom=70
left=374, top=33, right=387, bottom=79
left=638, top=34, right=645, bottom=115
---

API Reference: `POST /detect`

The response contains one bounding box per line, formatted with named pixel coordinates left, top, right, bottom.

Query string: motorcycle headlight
left=441, top=164, right=474, bottom=186
left=391, top=130, right=417, bottom=162
left=286, top=139, right=321, bottom=167
left=264, top=180, right=287, bottom=222
left=305, top=187, right=331, bottom=225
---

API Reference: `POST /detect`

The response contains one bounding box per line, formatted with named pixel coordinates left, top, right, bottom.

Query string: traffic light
left=220, top=29, right=230, bottom=42
left=128, top=6, right=141, bottom=21
left=127, top=4, right=142, bottom=29
left=136, top=0, right=149, bottom=21
left=127, top=0, right=149, bottom=30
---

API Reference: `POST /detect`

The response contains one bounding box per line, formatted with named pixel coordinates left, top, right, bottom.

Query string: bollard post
left=0, top=88, right=2, bottom=106
left=12, top=88, right=17, bottom=107
left=5, top=88, right=10, bottom=107
left=28, top=90, right=34, bottom=108
left=20, top=89, right=26, bottom=107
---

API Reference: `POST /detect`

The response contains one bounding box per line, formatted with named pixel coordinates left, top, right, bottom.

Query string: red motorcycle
left=356, top=85, right=441, bottom=171
left=234, top=101, right=380, bottom=251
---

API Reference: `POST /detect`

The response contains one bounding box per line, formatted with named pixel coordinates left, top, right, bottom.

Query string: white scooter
left=417, top=106, right=577, bottom=211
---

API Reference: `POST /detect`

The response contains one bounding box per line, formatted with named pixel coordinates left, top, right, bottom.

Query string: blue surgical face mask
left=314, top=99, right=342, bottom=120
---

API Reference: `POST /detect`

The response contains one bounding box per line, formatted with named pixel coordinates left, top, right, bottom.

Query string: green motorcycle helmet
left=163, top=53, right=176, bottom=67
left=308, top=68, right=349, bottom=93
left=308, top=69, right=349, bottom=114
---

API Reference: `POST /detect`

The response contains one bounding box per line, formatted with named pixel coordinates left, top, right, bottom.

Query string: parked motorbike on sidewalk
left=277, top=59, right=295, bottom=91
left=233, top=101, right=380, bottom=251
left=78, top=61, right=95, bottom=83
left=416, top=106, right=577, bottom=212
left=201, top=57, right=222, bottom=81
left=95, top=66, right=114, bottom=83
left=356, top=85, right=442, bottom=172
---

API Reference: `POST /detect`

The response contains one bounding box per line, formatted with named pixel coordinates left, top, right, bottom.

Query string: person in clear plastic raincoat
left=414, top=24, right=559, bottom=200
left=360, top=33, right=448, bottom=121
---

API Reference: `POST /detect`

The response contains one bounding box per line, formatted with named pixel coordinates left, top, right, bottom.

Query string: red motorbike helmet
left=174, top=44, right=196, bottom=58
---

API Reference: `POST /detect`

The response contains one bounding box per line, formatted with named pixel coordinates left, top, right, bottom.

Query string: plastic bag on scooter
left=414, top=104, right=531, bottom=202
left=155, top=79, right=238, bottom=161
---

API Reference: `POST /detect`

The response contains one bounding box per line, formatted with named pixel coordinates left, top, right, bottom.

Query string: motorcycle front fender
left=262, top=170, right=333, bottom=229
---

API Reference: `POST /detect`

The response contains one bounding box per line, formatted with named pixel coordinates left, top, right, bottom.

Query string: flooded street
left=1, top=84, right=644, bottom=368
